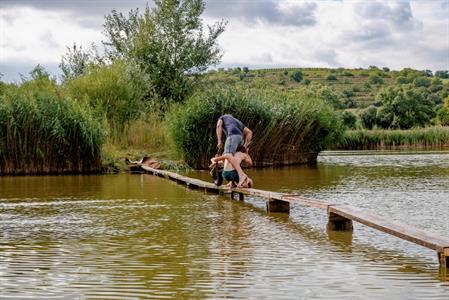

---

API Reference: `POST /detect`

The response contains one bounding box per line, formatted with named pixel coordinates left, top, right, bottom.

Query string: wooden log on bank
left=140, top=166, right=449, bottom=268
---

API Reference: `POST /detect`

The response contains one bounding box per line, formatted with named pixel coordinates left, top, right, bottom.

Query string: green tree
left=341, top=111, right=357, bottom=129
left=360, top=106, right=377, bottom=129
left=435, top=70, right=449, bottom=79
left=59, top=43, right=103, bottom=81
left=413, top=76, right=431, bottom=88
left=375, top=86, right=435, bottom=129
left=103, top=0, right=226, bottom=108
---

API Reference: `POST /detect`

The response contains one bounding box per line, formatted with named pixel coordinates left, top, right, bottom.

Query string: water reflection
left=1, top=151, right=449, bottom=298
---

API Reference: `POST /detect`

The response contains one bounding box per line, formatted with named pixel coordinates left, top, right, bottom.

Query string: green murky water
left=1, top=151, right=448, bottom=299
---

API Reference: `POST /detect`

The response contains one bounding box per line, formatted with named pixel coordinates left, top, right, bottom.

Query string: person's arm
left=216, top=119, right=223, bottom=149
left=211, top=154, right=226, bottom=164
left=243, top=127, right=253, bottom=150
left=243, top=153, right=253, bottom=167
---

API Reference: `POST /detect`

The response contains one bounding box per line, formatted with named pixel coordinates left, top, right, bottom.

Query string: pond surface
left=1, top=151, right=448, bottom=299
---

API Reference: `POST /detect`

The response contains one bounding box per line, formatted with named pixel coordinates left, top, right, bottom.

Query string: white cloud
left=0, top=7, right=102, bottom=66
left=0, top=0, right=448, bottom=82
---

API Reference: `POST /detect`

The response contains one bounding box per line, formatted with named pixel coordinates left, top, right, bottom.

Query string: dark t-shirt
left=219, top=114, right=245, bottom=137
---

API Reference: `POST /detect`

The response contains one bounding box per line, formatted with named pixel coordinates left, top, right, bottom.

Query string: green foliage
left=435, top=70, right=449, bottom=79
left=336, top=127, right=449, bottom=150
left=167, top=87, right=343, bottom=168
left=382, top=67, right=390, bottom=72
left=396, top=76, right=409, bottom=84
left=59, top=43, right=103, bottom=81
left=103, top=0, right=226, bottom=108
left=413, top=76, right=431, bottom=88
left=326, top=74, right=337, bottom=81
left=291, top=70, right=303, bottom=82
left=436, top=106, right=449, bottom=126
left=64, top=61, right=146, bottom=138
left=369, top=75, right=384, bottom=85
left=341, top=111, right=357, bottom=129
left=436, top=97, right=449, bottom=125
left=0, top=68, right=103, bottom=174
left=360, top=106, right=377, bottom=129
left=375, top=85, right=435, bottom=129
left=303, top=84, right=344, bottom=109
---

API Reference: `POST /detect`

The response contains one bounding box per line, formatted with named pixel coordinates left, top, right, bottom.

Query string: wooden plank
left=329, top=205, right=449, bottom=252
left=278, top=196, right=329, bottom=210
left=141, top=165, right=449, bottom=259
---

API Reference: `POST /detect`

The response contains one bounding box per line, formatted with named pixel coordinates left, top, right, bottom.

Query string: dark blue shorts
left=222, top=170, right=239, bottom=182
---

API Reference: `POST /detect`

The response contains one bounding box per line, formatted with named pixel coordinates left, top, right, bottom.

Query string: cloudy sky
left=1, top=0, right=448, bottom=82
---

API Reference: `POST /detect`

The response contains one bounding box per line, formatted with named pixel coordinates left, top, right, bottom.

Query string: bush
left=167, top=87, right=343, bottom=168
left=64, top=61, right=146, bottom=138
left=375, top=86, right=435, bottom=129
left=413, top=76, right=431, bottom=88
left=326, top=74, right=337, bottom=81
left=435, top=70, right=449, bottom=79
left=396, top=76, right=409, bottom=84
left=369, top=75, right=384, bottom=85
left=360, top=106, right=377, bottom=129
left=291, top=70, right=303, bottom=82
left=0, top=69, right=103, bottom=174
left=436, top=106, right=449, bottom=126
left=341, top=111, right=357, bottom=129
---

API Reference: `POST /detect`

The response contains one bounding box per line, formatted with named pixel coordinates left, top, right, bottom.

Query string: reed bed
left=167, top=87, right=343, bottom=168
left=0, top=88, right=103, bottom=175
left=335, top=127, right=449, bottom=150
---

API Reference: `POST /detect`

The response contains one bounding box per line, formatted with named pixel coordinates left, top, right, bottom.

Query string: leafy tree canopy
left=103, top=0, right=227, bottom=107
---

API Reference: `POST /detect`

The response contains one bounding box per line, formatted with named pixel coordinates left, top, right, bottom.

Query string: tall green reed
left=0, top=82, right=103, bottom=175
left=167, top=87, right=343, bottom=168
left=335, top=127, right=449, bottom=149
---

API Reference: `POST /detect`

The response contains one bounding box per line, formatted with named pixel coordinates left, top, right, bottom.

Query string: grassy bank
left=334, top=127, right=449, bottom=150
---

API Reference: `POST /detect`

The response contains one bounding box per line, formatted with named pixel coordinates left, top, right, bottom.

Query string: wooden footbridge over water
left=141, top=166, right=449, bottom=268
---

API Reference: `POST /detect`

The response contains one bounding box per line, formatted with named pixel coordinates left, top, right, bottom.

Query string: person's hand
left=217, top=143, right=223, bottom=150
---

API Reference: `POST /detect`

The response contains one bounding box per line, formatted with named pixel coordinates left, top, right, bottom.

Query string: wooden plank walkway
left=141, top=166, right=449, bottom=267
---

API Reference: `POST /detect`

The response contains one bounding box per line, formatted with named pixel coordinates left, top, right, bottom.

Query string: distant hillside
left=205, top=67, right=449, bottom=109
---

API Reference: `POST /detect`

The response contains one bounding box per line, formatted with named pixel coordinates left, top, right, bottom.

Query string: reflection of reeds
left=0, top=89, right=103, bottom=175
left=167, top=87, right=343, bottom=168
left=336, top=127, right=449, bottom=150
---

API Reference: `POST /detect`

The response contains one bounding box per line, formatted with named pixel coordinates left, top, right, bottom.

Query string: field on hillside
left=205, top=67, right=449, bottom=109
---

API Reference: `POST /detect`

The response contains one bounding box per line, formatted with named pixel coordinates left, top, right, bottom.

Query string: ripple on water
left=1, top=159, right=449, bottom=298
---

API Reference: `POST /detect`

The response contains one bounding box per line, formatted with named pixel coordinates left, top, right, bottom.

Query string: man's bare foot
left=237, top=175, right=249, bottom=188
left=224, top=182, right=233, bottom=189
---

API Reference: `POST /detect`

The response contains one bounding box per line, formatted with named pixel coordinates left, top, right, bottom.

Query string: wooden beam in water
left=328, top=205, right=449, bottom=253
left=140, top=166, right=449, bottom=267
left=266, top=198, right=290, bottom=213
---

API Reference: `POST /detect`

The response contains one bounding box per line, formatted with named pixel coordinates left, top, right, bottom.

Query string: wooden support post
left=266, top=198, right=290, bottom=213
left=438, top=248, right=449, bottom=268
left=239, top=193, right=244, bottom=201
left=327, top=211, right=353, bottom=231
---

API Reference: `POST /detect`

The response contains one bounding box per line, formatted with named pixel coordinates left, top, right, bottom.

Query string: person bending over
left=210, top=151, right=253, bottom=188
left=216, top=114, right=253, bottom=186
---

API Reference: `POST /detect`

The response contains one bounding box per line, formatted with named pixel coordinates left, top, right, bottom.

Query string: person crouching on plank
left=216, top=114, right=253, bottom=187
left=210, top=151, right=253, bottom=188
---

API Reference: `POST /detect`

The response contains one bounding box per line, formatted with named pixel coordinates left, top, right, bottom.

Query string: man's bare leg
left=223, top=153, right=248, bottom=187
